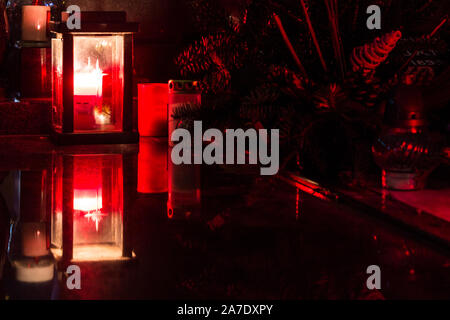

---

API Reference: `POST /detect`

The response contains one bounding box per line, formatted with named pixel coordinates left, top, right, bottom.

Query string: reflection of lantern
left=50, top=146, right=137, bottom=262
left=50, top=12, right=139, bottom=144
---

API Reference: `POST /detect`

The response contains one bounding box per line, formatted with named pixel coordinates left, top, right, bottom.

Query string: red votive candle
left=21, top=222, right=48, bottom=257
left=138, top=83, right=168, bottom=137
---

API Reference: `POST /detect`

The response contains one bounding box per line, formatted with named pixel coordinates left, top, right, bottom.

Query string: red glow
left=167, top=206, right=174, bottom=219
left=73, top=156, right=108, bottom=233
left=138, top=138, right=168, bottom=194
left=40, top=48, right=48, bottom=94
left=295, top=183, right=329, bottom=201
left=74, top=189, right=104, bottom=232
left=281, top=174, right=337, bottom=202
left=74, top=58, right=104, bottom=96
left=84, top=211, right=107, bottom=232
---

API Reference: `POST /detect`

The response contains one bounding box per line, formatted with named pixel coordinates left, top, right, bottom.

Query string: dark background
left=64, top=0, right=241, bottom=83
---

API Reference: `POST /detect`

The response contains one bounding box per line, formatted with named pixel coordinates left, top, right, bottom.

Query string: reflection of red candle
left=74, top=58, right=105, bottom=130
left=73, top=189, right=103, bottom=212
left=138, top=138, right=168, bottom=194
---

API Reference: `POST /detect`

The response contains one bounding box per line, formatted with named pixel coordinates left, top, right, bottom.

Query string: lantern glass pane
left=51, top=38, right=63, bottom=131
left=73, top=35, right=124, bottom=133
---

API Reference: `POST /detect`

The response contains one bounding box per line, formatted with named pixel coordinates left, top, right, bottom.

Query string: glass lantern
left=50, top=11, right=139, bottom=144
left=50, top=146, right=137, bottom=263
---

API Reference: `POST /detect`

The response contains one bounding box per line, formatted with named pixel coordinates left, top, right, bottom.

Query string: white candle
left=21, top=222, right=48, bottom=257
left=13, top=259, right=54, bottom=283
left=22, top=5, right=50, bottom=42
left=138, top=138, right=168, bottom=194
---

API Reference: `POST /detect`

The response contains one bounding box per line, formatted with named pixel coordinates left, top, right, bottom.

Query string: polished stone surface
left=0, top=136, right=449, bottom=300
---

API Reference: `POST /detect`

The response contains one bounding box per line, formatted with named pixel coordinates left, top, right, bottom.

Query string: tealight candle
left=22, top=5, right=50, bottom=42
left=14, top=258, right=54, bottom=283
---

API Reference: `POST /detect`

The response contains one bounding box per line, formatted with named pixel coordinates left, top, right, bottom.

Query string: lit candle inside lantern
left=22, top=5, right=50, bottom=42
left=168, top=80, right=201, bottom=146
left=167, top=149, right=201, bottom=219
left=14, top=259, right=55, bottom=283
left=74, top=58, right=107, bottom=130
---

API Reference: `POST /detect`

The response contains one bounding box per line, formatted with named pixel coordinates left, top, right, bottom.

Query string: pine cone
left=350, top=31, right=402, bottom=75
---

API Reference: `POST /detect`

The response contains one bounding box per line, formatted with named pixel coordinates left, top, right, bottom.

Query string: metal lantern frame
left=49, top=12, right=139, bottom=145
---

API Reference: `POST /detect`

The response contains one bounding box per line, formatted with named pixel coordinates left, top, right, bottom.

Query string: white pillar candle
left=167, top=150, right=201, bottom=219
left=22, top=5, right=50, bottom=42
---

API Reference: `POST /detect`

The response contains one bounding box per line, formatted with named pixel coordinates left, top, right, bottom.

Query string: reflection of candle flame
left=84, top=211, right=107, bottom=232
left=37, top=23, right=41, bottom=30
